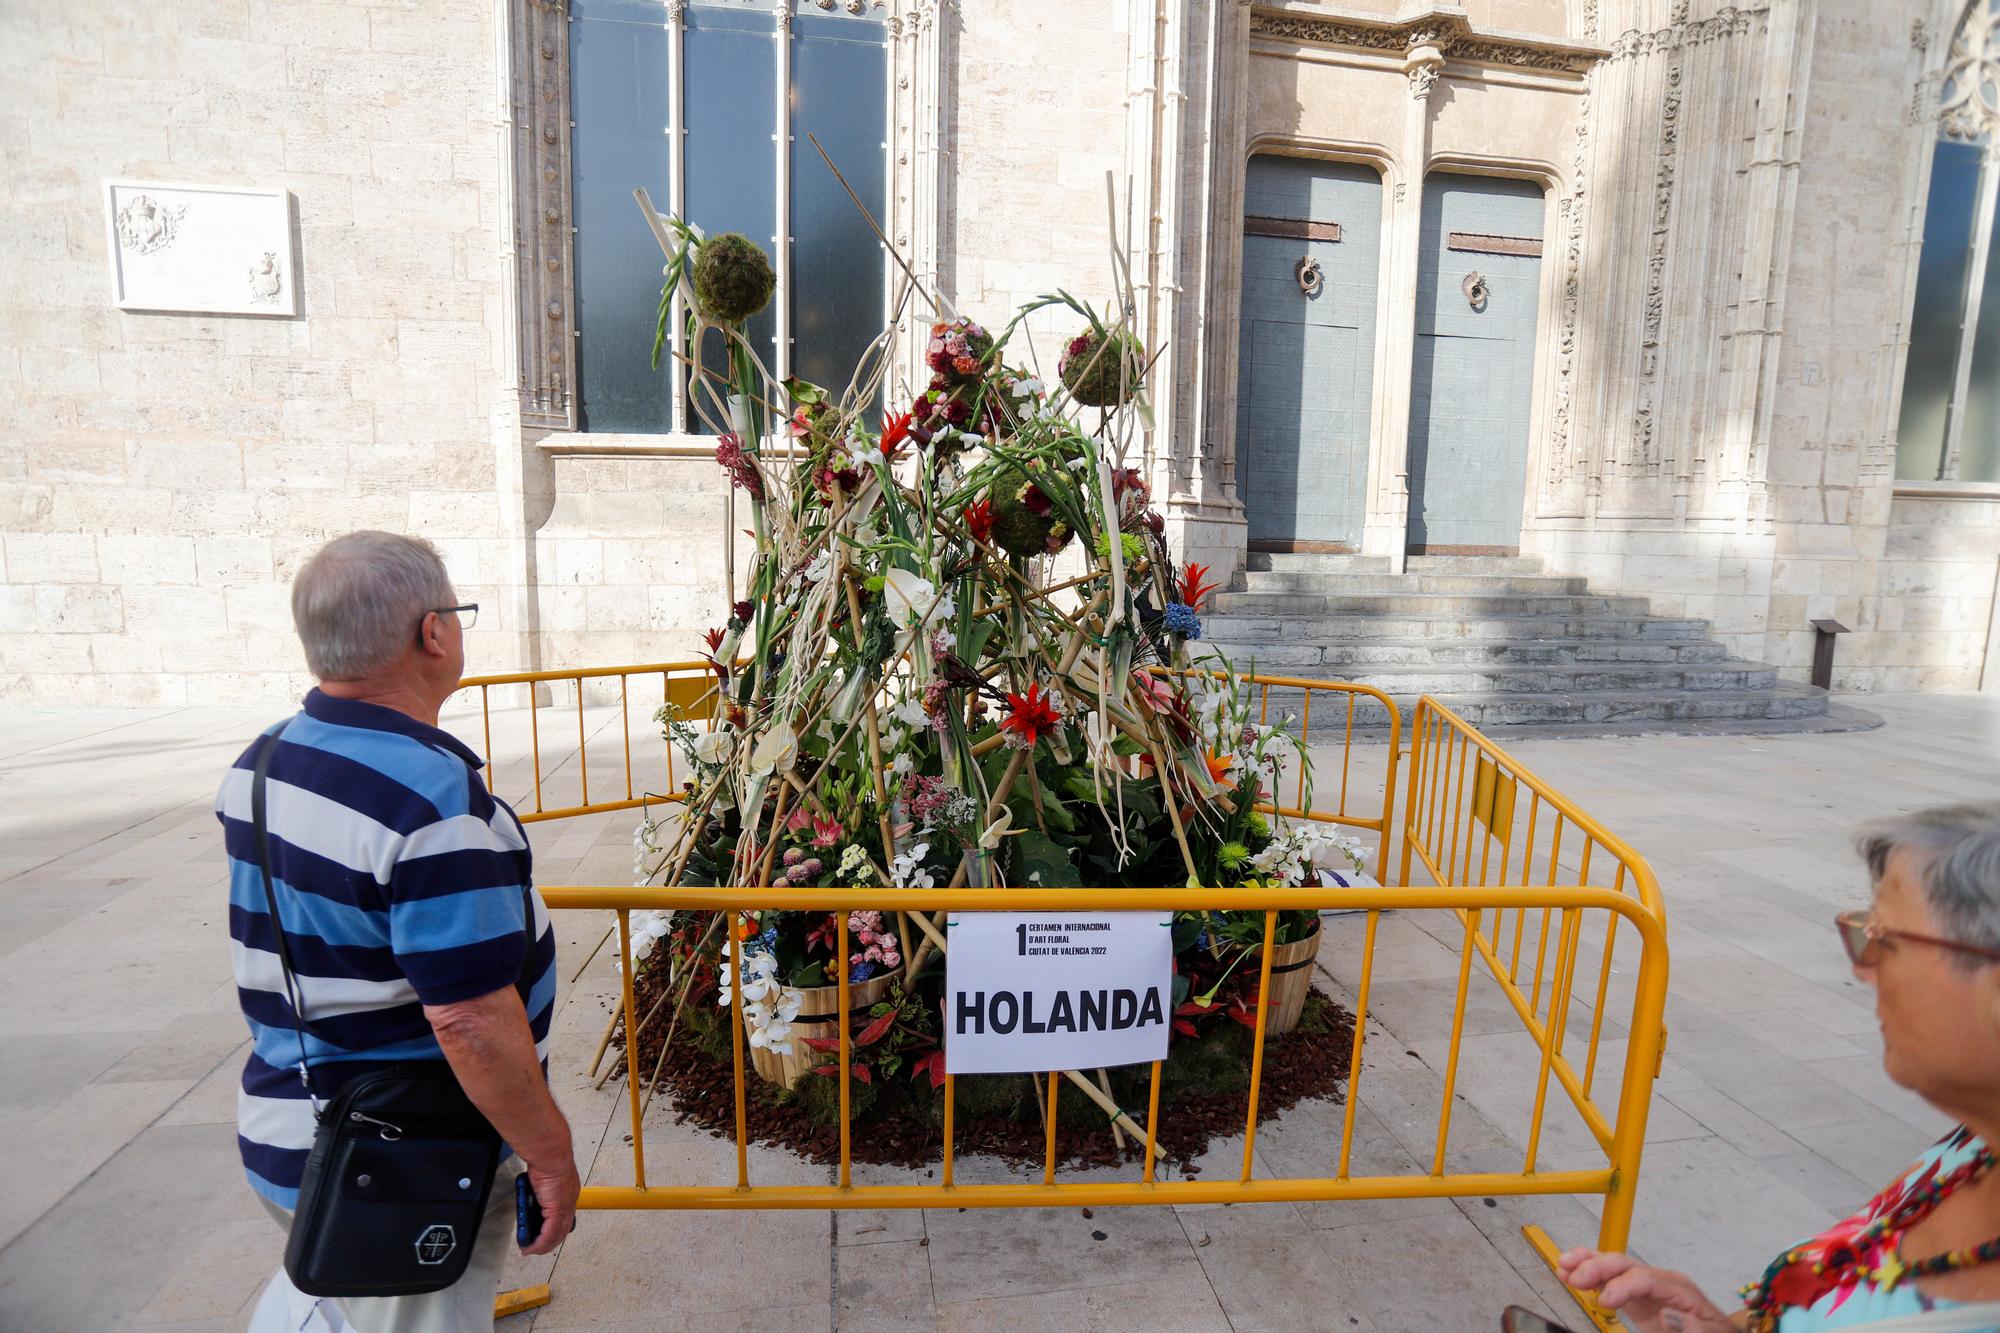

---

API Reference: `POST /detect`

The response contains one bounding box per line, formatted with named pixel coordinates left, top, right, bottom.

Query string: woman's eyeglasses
left=1835, top=909, right=2000, bottom=967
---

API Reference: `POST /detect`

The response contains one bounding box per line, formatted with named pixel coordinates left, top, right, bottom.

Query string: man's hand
left=520, top=1156, right=580, bottom=1256
left=1557, top=1248, right=1739, bottom=1333
left=423, top=986, right=579, bottom=1257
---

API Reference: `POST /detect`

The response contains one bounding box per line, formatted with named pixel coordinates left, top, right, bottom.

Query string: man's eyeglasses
left=1835, top=909, right=2000, bottom=967
left=420, top=604, right=478, bottom=639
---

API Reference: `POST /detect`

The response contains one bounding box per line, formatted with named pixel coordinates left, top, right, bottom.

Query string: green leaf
left=1008, top=829, right=1081, bottom=888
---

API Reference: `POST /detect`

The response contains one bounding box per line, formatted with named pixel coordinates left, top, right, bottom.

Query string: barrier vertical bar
left=1377, top=699, right=1400, bottom=876
left=1433, top=906, right=1481, bottom=1175
left=941, top=1074, right=956, bottom=1187
left=1522, top=906, right=1583, bottom=1172
left=837, top=913, right=852, bottom=1189
left=1510, top=793, right=1541, bottom=984
left=1297, top=689, right=1312, bottom=809
left=1399, top=706, right=1426, bottom=890
left=576, top=681, right=590, bottom=808
left=1240, top=908, right=1280, bottom=1180
left=620, top=674, right=633, bottom=801
left=1582, top=861, right=1627, bottom=1098
left=1142, top=1060, right=1163, bottom=1184
left=480, top=687, right=495, bottom=792
left=617, top=910, right=647, bottom=1189
left=729, top=911, right=749, bottom=1188
left=1336, top=908, right=1381, bottom=1178
left=1042, top=1070, right=1060, bottom=1185
left=1529, top=818, right=1566, bottom=1016
left=527, top=688, right=545, bottom=814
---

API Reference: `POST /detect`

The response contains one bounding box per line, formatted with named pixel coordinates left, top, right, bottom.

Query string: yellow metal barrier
left=1399, top=697, right=1670, bottom=1329
left=450, top=660, right=723, bottom=823
left=454, top=663, right=1666, bottom=1331
left=451, top=663, right=1401, bottom=862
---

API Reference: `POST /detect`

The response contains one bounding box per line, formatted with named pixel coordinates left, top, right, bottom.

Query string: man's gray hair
left=291, top=531, right=455, bottom=681
left=1857, top=803, right=2000, bottom=964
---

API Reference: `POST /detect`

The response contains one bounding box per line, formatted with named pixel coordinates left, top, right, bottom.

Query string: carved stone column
left=1364, top=36, right=1445, bottom=570
left=510, top=0, right=577, bottom=432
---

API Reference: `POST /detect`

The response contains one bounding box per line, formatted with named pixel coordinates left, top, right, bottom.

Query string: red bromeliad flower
left=703, top=626, right=726, bottom=656
left=1000, top=682, right=1063, bottom=747
left=963, top=497, right=995, bottom=545
left=879, top=411, right=912, bottom=461
left=1179, top=561, right=1219, bottom=612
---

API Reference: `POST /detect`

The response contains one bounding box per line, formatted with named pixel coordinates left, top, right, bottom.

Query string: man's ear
left=416, top=611, right=447, bottom=659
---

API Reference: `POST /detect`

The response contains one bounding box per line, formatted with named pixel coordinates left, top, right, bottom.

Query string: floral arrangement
left=624, top=217, right=1373, bottom=1106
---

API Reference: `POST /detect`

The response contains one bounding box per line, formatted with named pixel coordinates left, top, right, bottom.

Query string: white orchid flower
left=882, top=568, right=938, bottom=626
left=895, top=699, right=928, bottom=728
left=851, top=436, right=886, bottom=468
left=748, top=724, right=798, bottom=777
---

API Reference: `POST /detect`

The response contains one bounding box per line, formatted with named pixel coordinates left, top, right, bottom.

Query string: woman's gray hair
left=291, top=531, right=455, bottom=681
left=1857, top=803, right=2000, bottom=964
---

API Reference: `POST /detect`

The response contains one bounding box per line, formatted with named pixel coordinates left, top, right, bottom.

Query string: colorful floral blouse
left=1742, top=1125, right=1996, bottom=1331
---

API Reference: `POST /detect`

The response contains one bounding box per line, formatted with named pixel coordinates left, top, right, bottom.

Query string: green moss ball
left=692, top=233, right=775, bottom=324
left=1058, top=327, right=1145, bottom=407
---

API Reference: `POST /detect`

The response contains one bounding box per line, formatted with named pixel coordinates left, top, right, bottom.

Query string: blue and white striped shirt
left=217, top=690, right=556, bottom=1207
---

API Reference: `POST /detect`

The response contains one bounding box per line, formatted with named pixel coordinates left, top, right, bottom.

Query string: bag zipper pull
left=348, top=1110, right=404, bottom=1140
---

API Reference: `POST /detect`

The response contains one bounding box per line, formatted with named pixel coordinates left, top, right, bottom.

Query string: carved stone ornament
left=1939, top=0, right=2000, bottom=142
left=1408, top=63, right=1441, bottom=99
left=1296, top=256, right=1324, bottom=296
left=1461, top=271, right=1488, bottom=310
left=1604, top=6, right=1759, bottom=63
left=115, top=194, right=186, bottom=256
left=1248, top=7, right=1599, bottom=75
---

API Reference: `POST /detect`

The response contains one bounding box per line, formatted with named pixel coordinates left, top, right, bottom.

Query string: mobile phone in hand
left=515, top=1171, right=543, bottom=1247
left=1501, top=1306, right=1577, bottom=1333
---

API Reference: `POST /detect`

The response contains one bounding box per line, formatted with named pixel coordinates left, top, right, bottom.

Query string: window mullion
left=669, top=1, right=688, bottom=435
left=1943, top=149, right=2000, bottom=481
left=775, top=4, right=793, bottom=394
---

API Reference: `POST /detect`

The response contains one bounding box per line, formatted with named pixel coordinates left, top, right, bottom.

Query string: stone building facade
left=2, top=0, right=1997, bottom=705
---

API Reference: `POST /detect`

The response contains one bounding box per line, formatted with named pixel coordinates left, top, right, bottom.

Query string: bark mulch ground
left=611, top=975, right=1355, bottom=1178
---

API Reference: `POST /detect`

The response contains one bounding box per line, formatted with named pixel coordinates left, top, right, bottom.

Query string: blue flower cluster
left=1163, top=601, right=1202, bottom=640
left=850, top=961, right=877, bottom=983
left=758, top=926, right=779, bottom=952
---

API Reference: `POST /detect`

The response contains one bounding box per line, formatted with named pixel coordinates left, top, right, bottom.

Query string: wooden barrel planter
left=747, top=972, right=896, bottom=1089
left=1259, top=922, right=1322, bottom=1035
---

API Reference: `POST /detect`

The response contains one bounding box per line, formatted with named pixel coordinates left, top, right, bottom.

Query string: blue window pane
left=790, top=15, right=888, bottom=412
left=1961, top=170, right=2000, bottom=483
left=685, top=5, right=779, bottom=433
left=1897, top=140, right=1984, bottom=480
left=571, top=1, right=673, bottom=434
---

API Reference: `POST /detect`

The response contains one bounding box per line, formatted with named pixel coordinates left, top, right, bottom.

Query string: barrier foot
left=1521, top=1226, right=1618, bottom=1333
left=496, top=1285, right=552, bottom=1320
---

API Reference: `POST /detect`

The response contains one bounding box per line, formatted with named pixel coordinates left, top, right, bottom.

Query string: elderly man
left=218, top=531, right=577, bottom=1333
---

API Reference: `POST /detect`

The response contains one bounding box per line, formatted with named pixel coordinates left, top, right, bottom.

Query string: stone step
left=1245, top=552, right=1394, bottom=574
left=1405, top=554, right=1548, bottom=575
left=1208, top=590, right=1652, bottom=617
left=1236, top=570, right=1591, bottom=596
left=1204, top=613, right=1713, bottom=642
left=1184, top=644, right=1768, bottom=688
left=1270, top=637, right=1733, bottom=667
left=1417, top=682, right=1831, bottom=728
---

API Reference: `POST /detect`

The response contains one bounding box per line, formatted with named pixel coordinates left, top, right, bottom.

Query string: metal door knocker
left=1462, top=271, right=1489, bottom=311
left=1296, top=256, right=1324, bottom=297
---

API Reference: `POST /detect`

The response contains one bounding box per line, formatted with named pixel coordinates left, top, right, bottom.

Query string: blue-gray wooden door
left=1406, top=174, right=1545, bottom=554
left=1236, top=157, right=1382, bottom=551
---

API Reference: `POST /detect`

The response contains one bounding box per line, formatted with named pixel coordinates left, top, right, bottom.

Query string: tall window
left=569, top=0, right=890, bottom=434
left=1898, top=0, right=2000, bottom=483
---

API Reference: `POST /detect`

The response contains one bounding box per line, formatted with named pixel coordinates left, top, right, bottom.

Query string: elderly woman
left=1559, top=803, right=2000, bottom=1332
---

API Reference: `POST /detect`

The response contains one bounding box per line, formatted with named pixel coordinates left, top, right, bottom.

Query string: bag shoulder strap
left=251, top=724, right=320, bottom=1102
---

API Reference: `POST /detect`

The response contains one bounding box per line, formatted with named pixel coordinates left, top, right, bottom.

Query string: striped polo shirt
left=217, top=689, right=556, bottom=1207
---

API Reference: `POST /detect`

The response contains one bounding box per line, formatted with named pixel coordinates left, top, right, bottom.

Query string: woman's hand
left=1557, top=1248, right=1739, bottom=1333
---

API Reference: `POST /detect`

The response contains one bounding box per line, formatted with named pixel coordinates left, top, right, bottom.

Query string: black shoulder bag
left=251, top=729, right=536, bottom=1299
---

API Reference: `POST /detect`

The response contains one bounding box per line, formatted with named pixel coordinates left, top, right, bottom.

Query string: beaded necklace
left=1743, top=1134, right=1998, bottom=1332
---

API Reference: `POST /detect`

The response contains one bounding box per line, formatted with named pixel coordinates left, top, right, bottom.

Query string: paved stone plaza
left=1, top=694, right=1994, bottom=1330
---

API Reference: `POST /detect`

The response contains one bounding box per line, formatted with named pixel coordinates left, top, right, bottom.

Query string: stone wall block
left=98, top=535, right=199, bottom=586
left=195, top=535, right=275, bottom=583
left=35, top=583, right=124, bottom=634
left=5, top=533, right=99, bottom=583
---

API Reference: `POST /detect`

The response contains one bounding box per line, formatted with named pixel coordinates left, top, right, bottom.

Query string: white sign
left=103, top=180, right=299, bottom=316
left=944, top=911, right=1173, bottom=1075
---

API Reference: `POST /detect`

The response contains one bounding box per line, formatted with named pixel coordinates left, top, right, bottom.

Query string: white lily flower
left=748, top=724, right=798, bottom=777
left=882, top=567, right=938, bottom=626
left=895, top=699, right=928, bottom=729
left=851, top=437, right=885, bottom=468
left=803, top=550, right=834, bottom=585
left=891, top=751, right=914, bottom=779
left=979, top=810, right=1012, bottom=850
